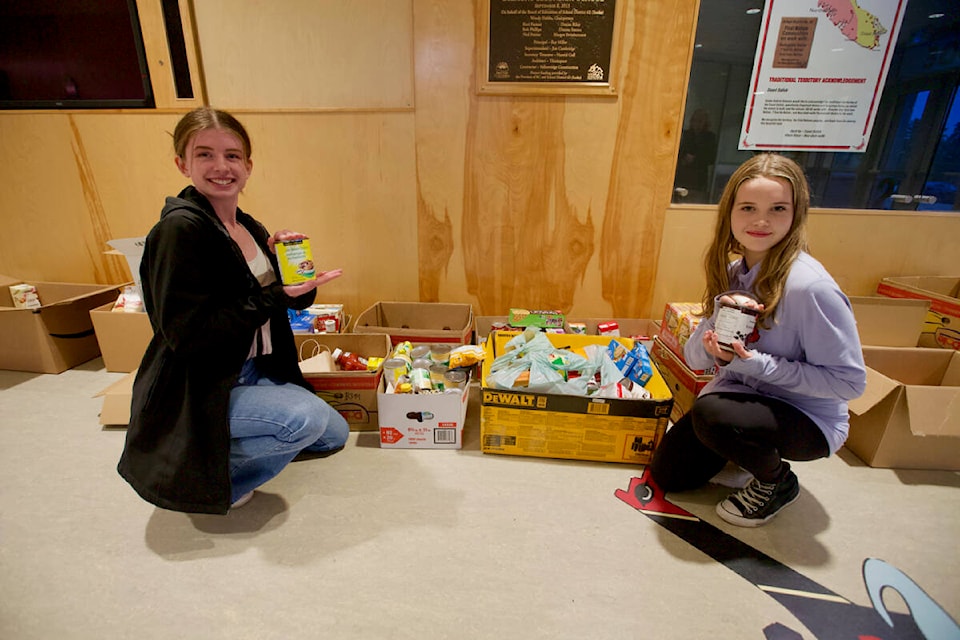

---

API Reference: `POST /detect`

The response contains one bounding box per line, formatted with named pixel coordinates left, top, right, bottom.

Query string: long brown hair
left=701, top=153, right=810, bottom=327
left=172, top=107, right=252, bottom=161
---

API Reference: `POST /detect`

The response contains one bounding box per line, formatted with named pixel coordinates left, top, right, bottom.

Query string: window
left=675, top=0, right=959, bottom=212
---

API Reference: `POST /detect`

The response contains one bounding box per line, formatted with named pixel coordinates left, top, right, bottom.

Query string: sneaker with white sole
left=716, top=464, right=799, bottom=527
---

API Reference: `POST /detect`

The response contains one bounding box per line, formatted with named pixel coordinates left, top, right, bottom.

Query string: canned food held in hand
left=276, top=238, right=316, bottom=285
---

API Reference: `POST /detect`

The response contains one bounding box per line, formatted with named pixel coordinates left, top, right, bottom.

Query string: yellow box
left=480, top=332, right=673, bottom=465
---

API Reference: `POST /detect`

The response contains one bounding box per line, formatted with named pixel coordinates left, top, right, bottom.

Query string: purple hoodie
left=684, top=252, right=867, bottom=454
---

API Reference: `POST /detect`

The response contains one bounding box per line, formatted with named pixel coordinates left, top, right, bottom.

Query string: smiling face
left=175, top=128, right=252, bottom=205
left=730, top=176, right=795, bottom=269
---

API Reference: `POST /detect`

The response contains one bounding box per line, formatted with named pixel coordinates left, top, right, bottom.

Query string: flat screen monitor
left=0, top=0, right=154, bottom=109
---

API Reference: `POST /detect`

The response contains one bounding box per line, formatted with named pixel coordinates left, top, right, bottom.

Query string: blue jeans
left=228, top=359, right=349, bottom=501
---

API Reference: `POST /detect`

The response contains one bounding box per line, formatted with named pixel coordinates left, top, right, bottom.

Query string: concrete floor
left=0, top=359, right=958, bottom=639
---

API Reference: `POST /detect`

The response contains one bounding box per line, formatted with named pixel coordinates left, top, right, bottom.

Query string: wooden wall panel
left=414, top=0, right=697, bottom=317
left=193, top=0, right=415, bottom=110
left=651, top=206, right=960, bottom=315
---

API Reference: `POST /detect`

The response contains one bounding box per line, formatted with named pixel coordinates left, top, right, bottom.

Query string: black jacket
left=117, top=186, right=314, bottom=514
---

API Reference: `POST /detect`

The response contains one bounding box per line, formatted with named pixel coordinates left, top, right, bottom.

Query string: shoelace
left=733, top=479, right=777, bottom=514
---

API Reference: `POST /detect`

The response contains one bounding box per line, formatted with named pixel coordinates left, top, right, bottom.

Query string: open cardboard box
left=90, top=300, right=153, bottom=373
left=377, top=373, right=470, bottom=449
left=0, top=275, right=124, bottom=373
left=354, top=301, right=473, bottom=346
left=877, top=276, right=960, bottom=350
left=845, top=346, right=960, bottom=471
left=479, top=331, right=673, bottom=465
left=297, top=332, right=391, bottom=431
left=649, top=336, right=715, bottom=424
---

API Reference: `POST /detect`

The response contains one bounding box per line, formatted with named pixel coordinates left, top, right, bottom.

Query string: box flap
left=850, top=296, right=929, bottom=347
left=904, top=386, right=960, bottom=437
left=848, top=366, right=899, bottom=416
left=106, top=237, right=147, bottom=295
left=0, top=274, right=22, bottom=289
left=96, top=371, right=136, bottom=426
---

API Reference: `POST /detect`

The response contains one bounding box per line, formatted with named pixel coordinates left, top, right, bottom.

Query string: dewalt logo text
left=483, top=391, right=539, bottom=407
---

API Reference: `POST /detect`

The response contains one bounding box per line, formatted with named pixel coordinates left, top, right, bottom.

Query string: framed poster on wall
left=477, top=0, right=622, bottom=96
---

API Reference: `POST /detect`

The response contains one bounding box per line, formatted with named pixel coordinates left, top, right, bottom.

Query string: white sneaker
left=230, top=491, right=255, bottom=510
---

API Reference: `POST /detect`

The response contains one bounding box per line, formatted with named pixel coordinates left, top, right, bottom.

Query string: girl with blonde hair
left=650, top=153, right=866, bottom=527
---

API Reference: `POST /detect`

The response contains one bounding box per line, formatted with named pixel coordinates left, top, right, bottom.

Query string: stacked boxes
left=479, top=332, right=673, bottom=465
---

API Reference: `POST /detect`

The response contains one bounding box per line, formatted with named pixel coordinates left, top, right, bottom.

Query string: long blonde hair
left=701, top=153, right=810, bottom=327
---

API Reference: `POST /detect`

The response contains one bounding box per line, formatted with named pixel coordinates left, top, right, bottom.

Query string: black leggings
left=649, top=392, right=829, bottom=492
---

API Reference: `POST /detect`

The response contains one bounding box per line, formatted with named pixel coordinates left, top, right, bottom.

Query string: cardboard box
left=353, top=301, right=474, bottom=346
left=377, top=376, right=470, bottom=449
left=0, top=276, right=124, bottom=373
left=877, top=276, right=960, bottom=350
left=649, top=337, right=715, bottom=423
left=479, top=332, right=673, bottom=465
left=846, top=346, right=960, bottom=471
left=659, top=302, right=707, bottom=369
left=849, top=296, right=930, bottom=347
left=297, top=333, right=391, bottom=431
left=90, top=301, right=153, bottom=373
left=98, top=371, right=137, bottom=426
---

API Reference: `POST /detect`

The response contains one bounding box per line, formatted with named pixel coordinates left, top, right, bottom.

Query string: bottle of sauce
left=332, top=348, right=368, bottom=371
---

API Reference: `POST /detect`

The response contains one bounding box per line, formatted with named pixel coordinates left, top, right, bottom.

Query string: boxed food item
left=659, top=302, right=706, bottom=367
left=508, top=308, right=564, bottom=329
left=846, top=346, right=960, bottom=471
left=9, top=284, right=41, bottom=309
left=89, top=297, right=153, bottom=373
left=289, top=303, right=346, bottom=334
left=649, top=337, right=715, bottom=423
left=297, top=333, right=391, bottom=431
left=479, top=332, right=673, bottom=465
left=377, top=374, right=470, bottom=449
left=354, top=301, right=473, bottom=346
left=849, top=296, right=930, bottom=347
left=0, top=275, right=124, bottom=373
left=876, top=276, right=960, bottom=350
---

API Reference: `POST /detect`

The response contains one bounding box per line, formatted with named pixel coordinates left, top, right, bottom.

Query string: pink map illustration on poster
left=739, top=0, right=908, bottom=152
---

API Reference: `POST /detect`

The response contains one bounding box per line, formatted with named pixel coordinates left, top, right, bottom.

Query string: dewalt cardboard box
left=649, top=337, right=715, bottom=423
left=377, top=374, right=470, bottom=449
left=480, top=332, right=673, bottom=465
left=0, top=276, right=124, bottom=373
left=846, top=346, right=960, bottom=471
left=354, top=301, right=473, bottom=347
left=90, top=300, right=153, bottom=373
left=877, top=276, right=960, bottom=350
left=297, top=333, right=391, bottom=431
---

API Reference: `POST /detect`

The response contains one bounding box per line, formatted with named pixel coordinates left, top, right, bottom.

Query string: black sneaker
left=716, top=464, right=799, bottom=527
